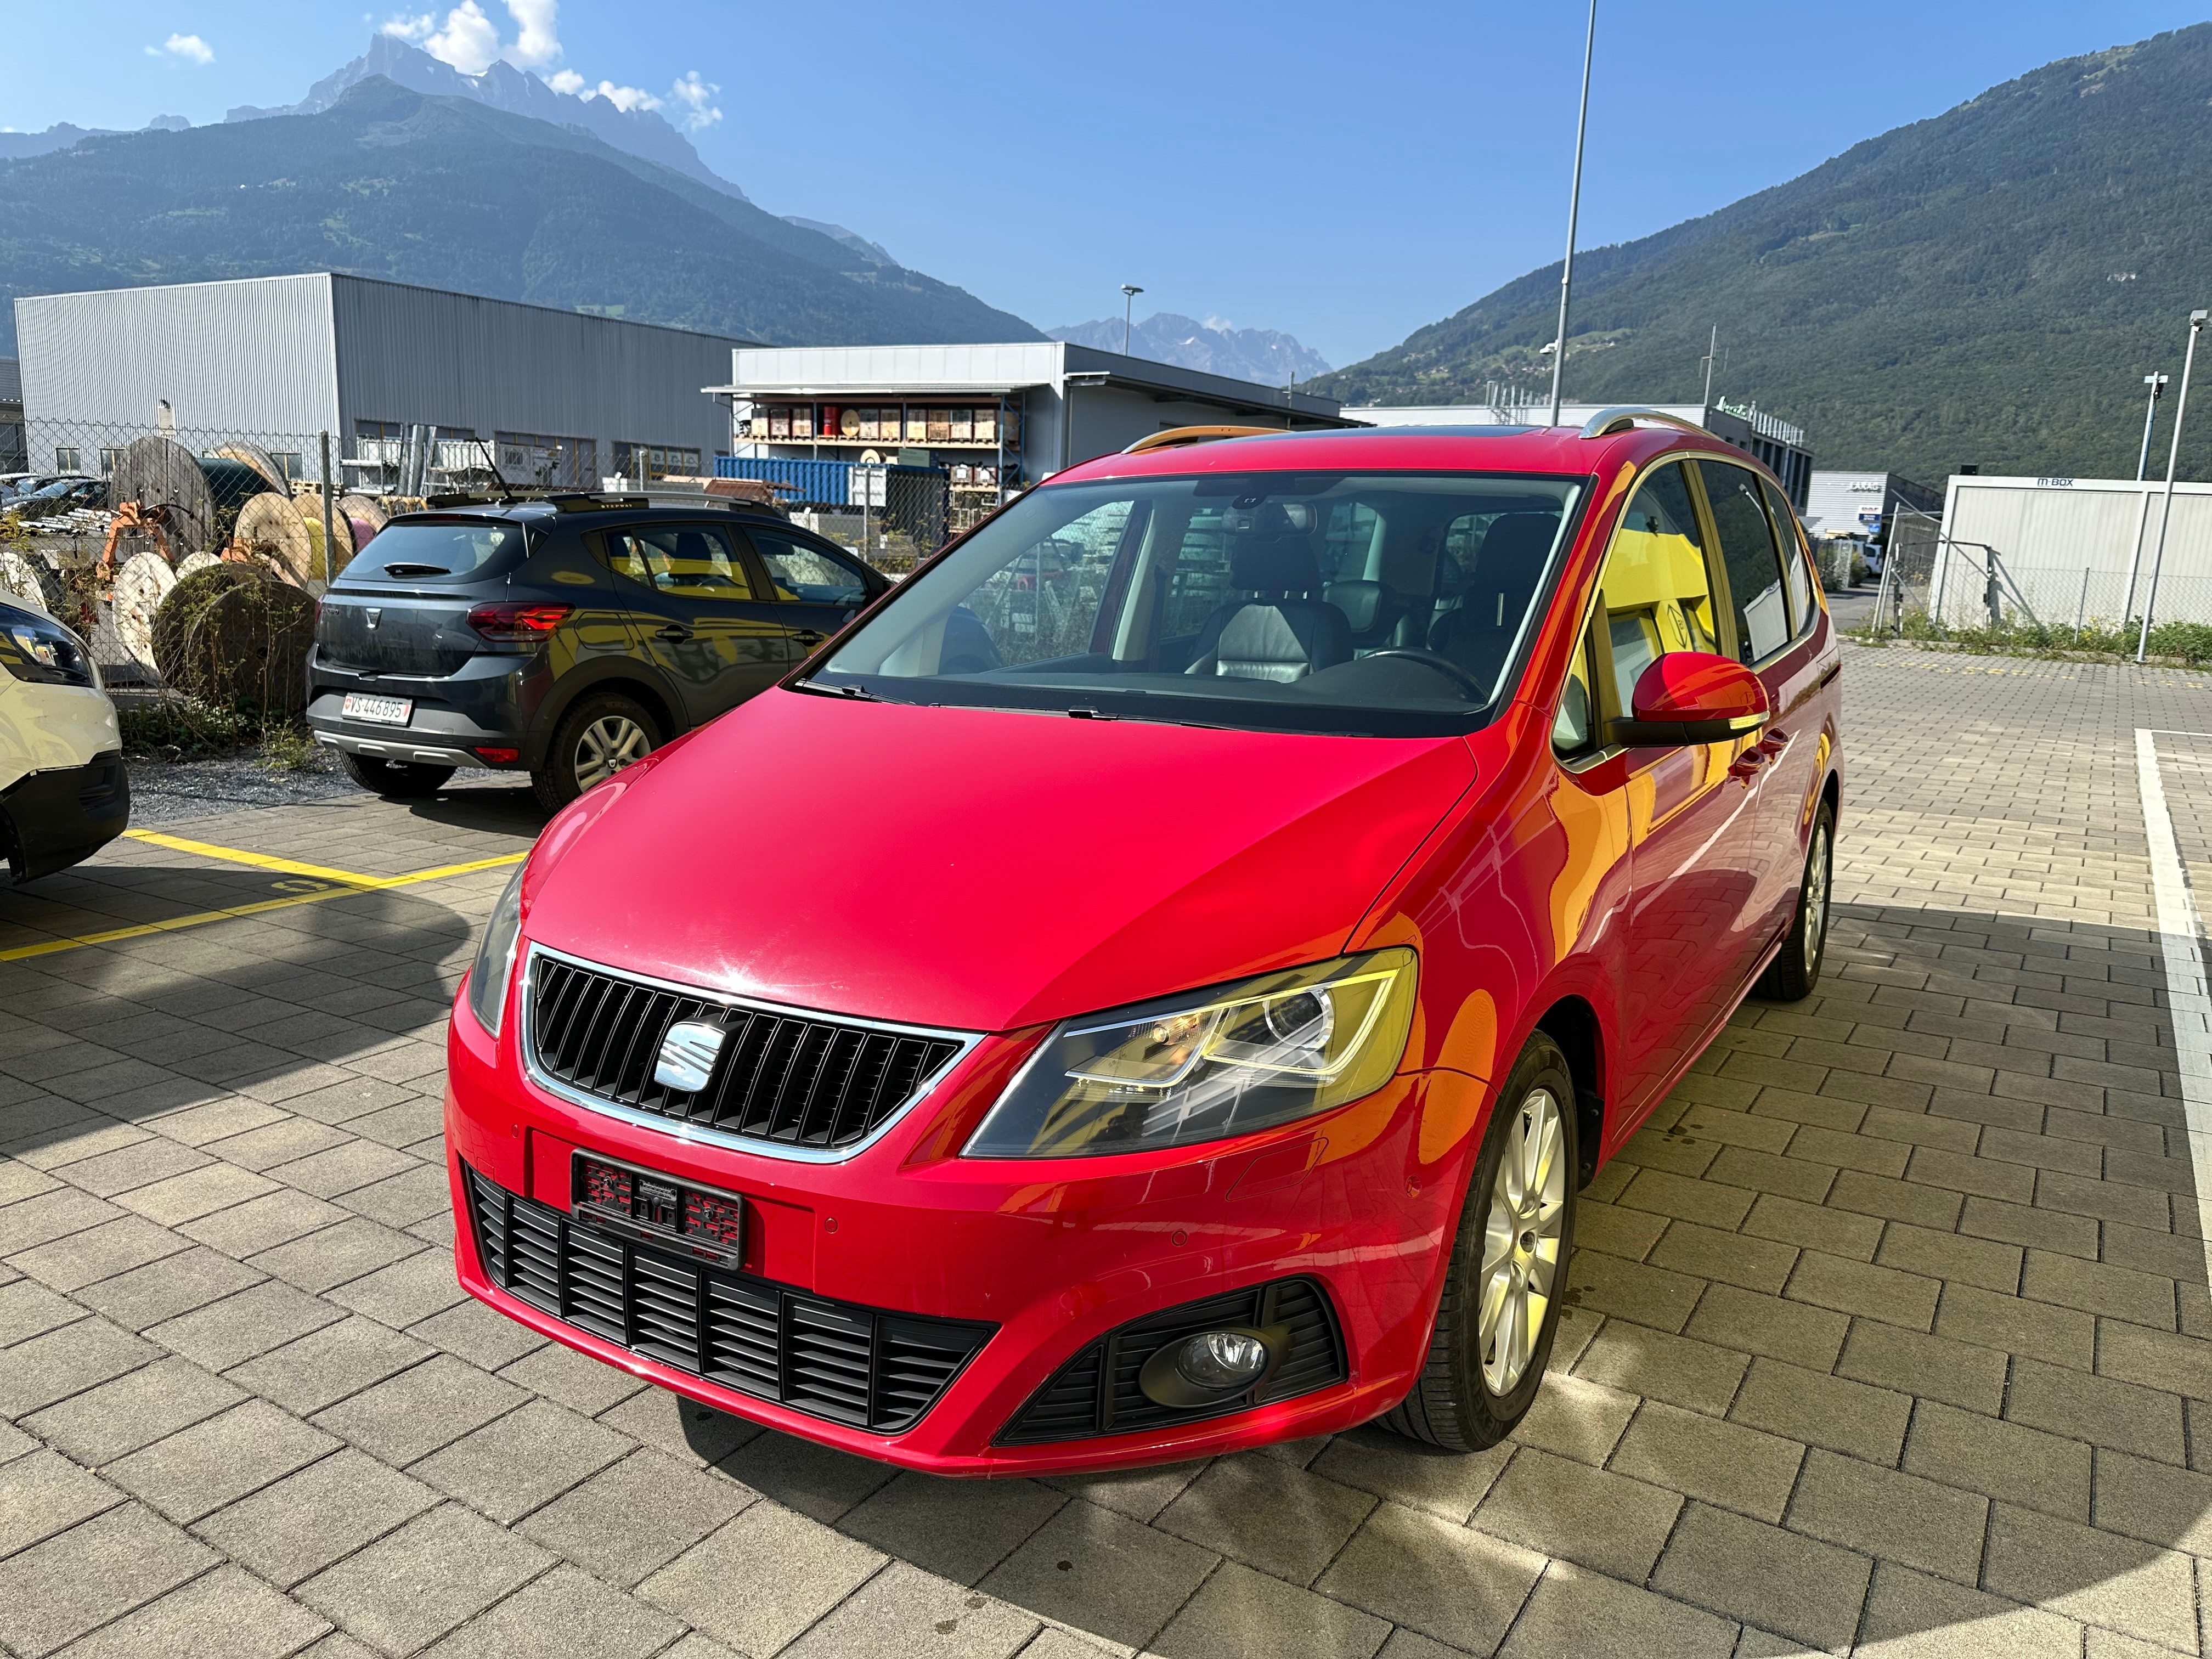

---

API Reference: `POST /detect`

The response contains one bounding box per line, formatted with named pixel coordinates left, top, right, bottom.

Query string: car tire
left=532, top=691, right=660, bottom=814
left=1754, top=798, right=1835, bottom=1002
left=337, top=751, right=455, bottom=799
left=1381, top=1032, right=1579, bottom=1453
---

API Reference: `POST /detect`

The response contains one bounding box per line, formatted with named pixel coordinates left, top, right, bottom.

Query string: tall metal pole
left=2138, top=373, right=2168, bottom=482
left=318, top=431, right=337, bottom=588
left=1120, top=285, right=1144, bottom=355
left=1701, top=324, right=1718, bottom=410
left=1547, top=0, right=1598, bottom=427
left=2137, top=309, right=2207, bottom=663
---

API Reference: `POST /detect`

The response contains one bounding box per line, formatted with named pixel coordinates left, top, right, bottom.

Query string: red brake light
left=467, top=602, right=573, bottom=641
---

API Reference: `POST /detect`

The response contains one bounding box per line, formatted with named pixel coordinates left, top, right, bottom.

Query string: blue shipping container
left=714, top=455, right=946, bottom=507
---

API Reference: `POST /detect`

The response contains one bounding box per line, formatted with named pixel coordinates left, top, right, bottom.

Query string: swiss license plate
left=342, top=692, right=413, bottom=726
left=572, top=1153, right=745, bottom=1267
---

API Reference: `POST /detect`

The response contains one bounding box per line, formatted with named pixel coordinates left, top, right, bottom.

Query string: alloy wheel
left=1803, top=820, right=1832, bottom=967
left=573, top=714, right=651, bottom=790
left=1477, top=1086, right=1568, bottom=1394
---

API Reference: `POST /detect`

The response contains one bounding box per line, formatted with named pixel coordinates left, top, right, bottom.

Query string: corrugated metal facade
left=13, top=274, right=741, bottom=472
left=18, top=274, right=341, bottom=438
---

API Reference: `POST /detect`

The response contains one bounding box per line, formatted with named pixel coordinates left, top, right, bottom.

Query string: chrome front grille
left=524, top=947, right=970, bottom=1158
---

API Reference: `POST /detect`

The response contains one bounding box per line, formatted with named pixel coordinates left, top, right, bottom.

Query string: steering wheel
left=1358, top=648, right=1489, bottom=698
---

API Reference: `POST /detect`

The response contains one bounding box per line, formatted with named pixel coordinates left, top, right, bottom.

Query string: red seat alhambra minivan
left=445, top=410, right=1842, bottom=1474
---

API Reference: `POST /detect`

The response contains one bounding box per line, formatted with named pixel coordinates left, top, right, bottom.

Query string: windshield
left=808, top=470, right=1587, bottom=735
left=342, top=518, right=528, bottom=583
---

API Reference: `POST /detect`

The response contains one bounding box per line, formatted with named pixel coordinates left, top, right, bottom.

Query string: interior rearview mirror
left=1610, top=651, right=1770, bottom=747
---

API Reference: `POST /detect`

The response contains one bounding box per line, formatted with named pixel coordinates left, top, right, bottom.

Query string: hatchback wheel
left=338, top=751, right=455, bottom=799
left=533, top=692, right=660, bottom=812
left=1382, top=1032, right=1579, bottom=1452
left=1755, top=799, right=1835, bottom=1001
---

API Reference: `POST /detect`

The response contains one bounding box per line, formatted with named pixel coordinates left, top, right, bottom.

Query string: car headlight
left=0, top=602, right=97, bottom=688
left=963, top=949, right=1417, bottom=1159
left=465, top=864, right=527, bottom=1037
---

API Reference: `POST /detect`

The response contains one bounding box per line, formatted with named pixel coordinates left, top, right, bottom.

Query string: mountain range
left=0, top=75, right=1036, bottom=357
left=1313, top=24, right=2212, bottom=481
left=1050, top=313, right=1331, bottom=384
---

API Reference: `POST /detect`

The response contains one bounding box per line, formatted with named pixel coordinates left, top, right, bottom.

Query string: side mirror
left=1611, top=651, right=1770, bottom=746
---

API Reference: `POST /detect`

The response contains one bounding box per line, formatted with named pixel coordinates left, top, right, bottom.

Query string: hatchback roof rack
left=1122, top=424, right=1286, bottom=455
left=1578, top=406, right=1714, bottom=440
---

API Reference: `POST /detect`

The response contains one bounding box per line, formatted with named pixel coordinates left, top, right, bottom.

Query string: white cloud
left=504, top=0, right=559, bottom=67
left=146, top=32, right=215, bottom=64
left=546, top=68, right=585, bottom=94
left=584, top=80, right=661, bottom=113
left=667, top=69, right=720, bottom=130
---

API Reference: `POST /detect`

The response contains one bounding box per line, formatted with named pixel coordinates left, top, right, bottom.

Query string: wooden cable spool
left=174, top=551, right=222, bottom=579
left=230, top=492, right=332, bottom=588
left=111, top=551, right=177, bottom=670
left=0, top=548, right=63, bottom=614
left=112, top=436, right=217, bottom=558
left=210, top=443, right=291, bottom=497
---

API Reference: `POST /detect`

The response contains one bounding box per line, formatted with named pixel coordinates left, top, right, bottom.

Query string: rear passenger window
left=1761, top=477, right=1816, bottom=638
left=1599, top=462, right=1718, bottom=715
left=601, top=526, right=759, bottom=599
left=747, top=531, right=872, bottom=606
left=1160, top=504, right=1233, bottom=640
left=1697, top=461, right=1788, bottom=662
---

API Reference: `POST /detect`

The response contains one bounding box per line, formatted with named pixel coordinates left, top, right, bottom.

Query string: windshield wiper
left=793, top=677, right=882, bottom=701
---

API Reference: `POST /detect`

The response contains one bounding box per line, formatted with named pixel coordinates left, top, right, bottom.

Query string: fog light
left=1136, top=1324, right=1285, bottom=1409
left=1176, top=1331, right=1269, bottom=1390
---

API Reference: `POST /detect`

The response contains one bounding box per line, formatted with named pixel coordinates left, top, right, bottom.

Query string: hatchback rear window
left=342, top=520, right=527, bottom=582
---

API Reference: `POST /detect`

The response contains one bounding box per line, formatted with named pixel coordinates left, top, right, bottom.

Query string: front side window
left=1697, top=460, right=1788, bottom=663
left=808, top=470, right=1587, bottom=737
left=748, top=530, right=872, bottom=607
left=1599, top=462, right=1716, bottom=715
left=601, top=526, right=757, bottom=599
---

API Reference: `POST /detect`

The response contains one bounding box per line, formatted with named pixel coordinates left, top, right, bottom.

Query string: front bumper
left=2, top=749, right=128, bottom=883
left=445, top=981, right=1485, bottom=1475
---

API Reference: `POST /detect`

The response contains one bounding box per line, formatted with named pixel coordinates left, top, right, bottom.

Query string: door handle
left=791, top=629, right=827, bottom=647
left=653, top=624, right=692, bottom=642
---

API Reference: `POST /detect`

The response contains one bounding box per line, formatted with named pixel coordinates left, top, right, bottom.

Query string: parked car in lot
left=0, top=592, right=128, bottom=883
left=7, top=476, right=106, bottom=520
left=444, top=412, right=1842, bottom=1473
left=307, top=495, right=889, bottom=810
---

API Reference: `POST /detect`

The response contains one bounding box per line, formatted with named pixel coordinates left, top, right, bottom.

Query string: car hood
left=524, top=688, right=1477, bottom=1034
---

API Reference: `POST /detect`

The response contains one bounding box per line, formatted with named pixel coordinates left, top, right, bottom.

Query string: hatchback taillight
left=467, top=602, right=573, bottom=642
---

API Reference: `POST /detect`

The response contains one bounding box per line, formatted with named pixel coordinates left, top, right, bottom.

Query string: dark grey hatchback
left=308, top=494, right=888, bottom=810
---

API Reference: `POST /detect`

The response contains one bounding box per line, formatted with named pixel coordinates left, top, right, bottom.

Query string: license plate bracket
left=571, top=1152, right=746, bottom=1268
left=342, top=692, right=413, bottom=726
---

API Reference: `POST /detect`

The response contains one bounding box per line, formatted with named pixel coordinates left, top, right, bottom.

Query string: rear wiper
left=381, top=562, right=450, bottom=578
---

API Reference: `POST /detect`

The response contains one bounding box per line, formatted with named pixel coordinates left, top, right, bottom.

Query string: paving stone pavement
left=3, top=643, right=2211, bottom=1657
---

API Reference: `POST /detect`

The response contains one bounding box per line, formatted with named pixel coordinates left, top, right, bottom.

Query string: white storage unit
left=1933, top=474, right=2212, bottom=627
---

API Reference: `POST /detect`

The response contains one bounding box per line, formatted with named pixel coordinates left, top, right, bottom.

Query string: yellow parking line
left=0, top=849, right=527, bottom=963
left=123, top=829, right=387, bottom=888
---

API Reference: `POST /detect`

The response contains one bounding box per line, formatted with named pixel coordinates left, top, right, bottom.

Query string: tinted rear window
left=341, top=520, right=528, bottom=583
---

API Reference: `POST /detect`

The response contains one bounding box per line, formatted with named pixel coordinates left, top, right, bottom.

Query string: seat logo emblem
left=653, top=1020, right=725, bottom=1092
left=365, top=608, right=382, bottom=630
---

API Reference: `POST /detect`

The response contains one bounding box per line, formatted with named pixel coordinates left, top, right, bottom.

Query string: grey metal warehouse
left=13, top=273, right=747, bottom=491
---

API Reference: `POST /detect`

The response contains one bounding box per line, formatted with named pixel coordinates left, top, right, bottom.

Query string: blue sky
left=9, top=2, right=2209, bottom=366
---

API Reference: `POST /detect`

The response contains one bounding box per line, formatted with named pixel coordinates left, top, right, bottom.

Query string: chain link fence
left=716, top=457, right=952, bottom=575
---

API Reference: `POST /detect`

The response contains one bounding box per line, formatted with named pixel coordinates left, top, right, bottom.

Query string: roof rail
left=1122, top=424, right=1284, bottom=455
left=1577, top=406, right=1714, bottom=441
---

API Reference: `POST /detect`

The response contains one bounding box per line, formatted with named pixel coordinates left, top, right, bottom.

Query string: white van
left=0, top=592, right=129, bottom=883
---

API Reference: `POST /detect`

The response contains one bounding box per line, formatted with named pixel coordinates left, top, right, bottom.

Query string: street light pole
left=1701, top=324, right=1719, bottom=410
left=2137, top=372, right=2169, bottom=482
left=1547, top=0, right=1598, bottom=427
left=2136, top=309, right=2207, bottom=663
left=1120, top=285, right=1144, bottom=356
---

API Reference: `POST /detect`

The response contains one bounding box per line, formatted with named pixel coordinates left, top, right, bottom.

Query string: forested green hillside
left=1312, top=26, right=2212, bottom=481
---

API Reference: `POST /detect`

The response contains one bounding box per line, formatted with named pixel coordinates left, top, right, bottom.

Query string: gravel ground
left=123, top=748, right=528, bottom=823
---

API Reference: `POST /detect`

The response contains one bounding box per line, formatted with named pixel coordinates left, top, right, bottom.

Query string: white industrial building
left=14, top=274, right=747, bottom=491
left=1347, top=400, right=1814, bottom=509
left=707, top=342, right=1349, bottom=523
left=1803, top=471, right=1943, bottom=544
left=1931, top=473, right=2212, bottom=628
